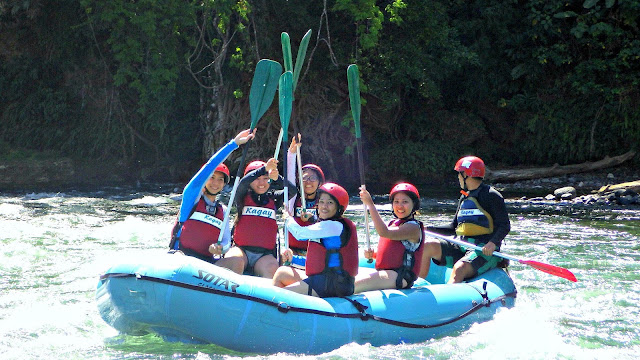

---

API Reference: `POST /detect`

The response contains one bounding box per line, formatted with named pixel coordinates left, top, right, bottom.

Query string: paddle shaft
left=273, top=128, right=284, bottom=160
left=425, top=230, right=516, bottom=261
left=216, top=59, right=282, bottom=245
left=356, top=139, right=372, bottom=254
left=278, top=71, right=293, bottom=264
left=282, top=139, right=290, bottom=254
left=347, top=64, right=371, bottom=252
left=424, top=230, right=578, bottom=282
left=217, top=142, right=252, bottom=244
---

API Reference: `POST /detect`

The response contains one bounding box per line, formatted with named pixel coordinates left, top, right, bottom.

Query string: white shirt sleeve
left=285, top=217, right=343, bottom=241
left=286, top=150, right=298, bottom=213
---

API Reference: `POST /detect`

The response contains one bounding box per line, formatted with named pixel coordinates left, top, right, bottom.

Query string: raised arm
left=359, top=186, right=421, bottom=242
left=179, top=140, right=237, bottom=221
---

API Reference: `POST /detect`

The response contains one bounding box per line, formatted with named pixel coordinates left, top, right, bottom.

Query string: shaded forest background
left=1, top=0, right=638, bottom=192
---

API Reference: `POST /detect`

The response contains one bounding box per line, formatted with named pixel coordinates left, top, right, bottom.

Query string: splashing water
left=1, top=189, right=639, bottom=359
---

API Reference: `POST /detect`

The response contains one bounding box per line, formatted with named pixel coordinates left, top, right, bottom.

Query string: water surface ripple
left=1, top=189, right=638, bottom=359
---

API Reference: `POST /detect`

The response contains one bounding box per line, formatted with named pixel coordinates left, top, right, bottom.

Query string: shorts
left=303, top=271, right=354, bottom=298
left=239, top=246, right=276, bottom=274
left=434, top=238, right=500, bottom=276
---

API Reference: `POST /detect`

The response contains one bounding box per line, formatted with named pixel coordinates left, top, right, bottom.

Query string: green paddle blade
left=279, top=71, right=293, bottom=142
left=292, top=29, right=312, bottom=93
left=347, top=64, right=361, bottom=138
left=281, top=32, right=293, bottom=73
left=249, top=59, right=282, bottom=129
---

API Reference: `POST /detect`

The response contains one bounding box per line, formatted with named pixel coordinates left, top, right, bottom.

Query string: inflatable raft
left=96, top=252, right=517, bottom=354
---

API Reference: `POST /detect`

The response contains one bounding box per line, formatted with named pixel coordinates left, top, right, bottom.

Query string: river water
left=1, top=186, right=639, bottom=359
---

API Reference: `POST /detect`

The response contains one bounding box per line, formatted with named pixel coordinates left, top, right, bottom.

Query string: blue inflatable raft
left=96, top=253, right=517, bottom=354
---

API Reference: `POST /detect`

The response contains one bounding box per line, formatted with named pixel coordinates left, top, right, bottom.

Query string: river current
left=1, top=186, right=639, bottom=359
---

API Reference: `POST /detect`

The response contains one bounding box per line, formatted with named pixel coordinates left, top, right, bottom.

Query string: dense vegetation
left=1, top=0, right=638, bottom=190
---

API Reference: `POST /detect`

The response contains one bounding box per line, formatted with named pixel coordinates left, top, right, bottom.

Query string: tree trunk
left=598, top=180, right=640, bottom=193
left=485, top=150, right=636, bottom=182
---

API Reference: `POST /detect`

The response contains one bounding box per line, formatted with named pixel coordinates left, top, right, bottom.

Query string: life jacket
left=305, top=218, right=359, bottom=277
left=171, top=198, right=224, bottom=257
left=233, top=194, right=278, bottom=251
left=375, top=218, right=424, bottom=277
left=455, top=195, right=494, bottom=237
left=287, top=196, right=319, bottom=251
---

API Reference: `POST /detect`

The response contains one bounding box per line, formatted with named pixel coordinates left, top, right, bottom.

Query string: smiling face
left=302, top=169, right=321, bottom=197
left=392, top=192, right=415, bottom=219
left=249, top=174, right=271, bottom=194
left=317, top=193, right=338, bottom=220
left=204, top=171, right=227, bottom=196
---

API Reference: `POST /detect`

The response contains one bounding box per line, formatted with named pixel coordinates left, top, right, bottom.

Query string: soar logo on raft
left=193, top=270, right=240, bottom=293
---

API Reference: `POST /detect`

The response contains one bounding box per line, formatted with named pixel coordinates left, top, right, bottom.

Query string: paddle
left=347, top=64, right=372, bottom=259
left=424, top=230, right=578, bottom=282
left=292, top=29, right=311, bottom=93
left=279, top=71, right=293, bottom=263
left=273, top=30, right=312, bottom=159
left=273, top=128, right=284, bottom=160
left=217, top=59, right=282, bottom=245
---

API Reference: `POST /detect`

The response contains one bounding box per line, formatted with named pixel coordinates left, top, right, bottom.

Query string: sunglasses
left=302, top=175, right=319, bottom=182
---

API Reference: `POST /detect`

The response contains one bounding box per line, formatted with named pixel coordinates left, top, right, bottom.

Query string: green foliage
left=499, top=0, right=640, bottom=163
left=369, top=139, right=460, bottom=181
left=81, top=0, right=193, bottom=147
left=333, top=0, right=384, bottom=50
left=363, top=1, right=478, bottom=108
left=2, top=0, right=639, bottom=187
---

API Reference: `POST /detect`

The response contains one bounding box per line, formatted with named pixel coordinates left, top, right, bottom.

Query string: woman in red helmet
left=285, top=134, right=326, bottom=255
left=169, top=129, right=255, bottom=265
left=272, top=183, right=359, bottom=297
left=354, top=183, right=424, bottom=292
left=420, top=156, right=511, bottom=283
left=223, top=157, right=297, bottom=278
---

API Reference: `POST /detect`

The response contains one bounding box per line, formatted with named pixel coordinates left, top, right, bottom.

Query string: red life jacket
left=375, top=218, right=424, bottom=276
left=306, top=218, right=359, bottom=277
left=233, top=194, right=278, bottom=251
left=178, top=198, right=224, bottom=257
left=287, top=196, right=319, bottom=251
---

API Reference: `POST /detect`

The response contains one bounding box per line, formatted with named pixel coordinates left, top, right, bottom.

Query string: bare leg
left=354, top=269, right=400, bottom=293
left=419, top=239, right=443, bottom=279
left=285, top=280, right=315, bottom=296
left=215, top=246, right=247, bottom=274
left=253, top=254, right=279, bottom=278
left=449, top=261, right=475, bottom=283
left=272, top=267, right=314, bottom=295
left=272, top=266, right=304, bottom=287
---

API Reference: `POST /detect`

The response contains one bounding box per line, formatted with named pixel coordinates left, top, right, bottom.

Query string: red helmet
left=244, top=160, right=266, bottom=176
left=302, top=164, right=325, bottom=183
left=390, top=182, right=420, bottom=212
left=454, top=156, right=485, bottom=178
left=317, top=182, right=349, bottom=215
left=215, top=163, right=230, bottom=183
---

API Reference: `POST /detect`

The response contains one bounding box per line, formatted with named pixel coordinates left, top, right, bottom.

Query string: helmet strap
left=459, top=172, right=470, bottom=192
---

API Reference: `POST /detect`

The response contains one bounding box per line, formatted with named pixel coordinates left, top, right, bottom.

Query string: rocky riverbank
left=493, top=166, right=640, bottom=208
left=2, top=156, right=639, bottom=210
